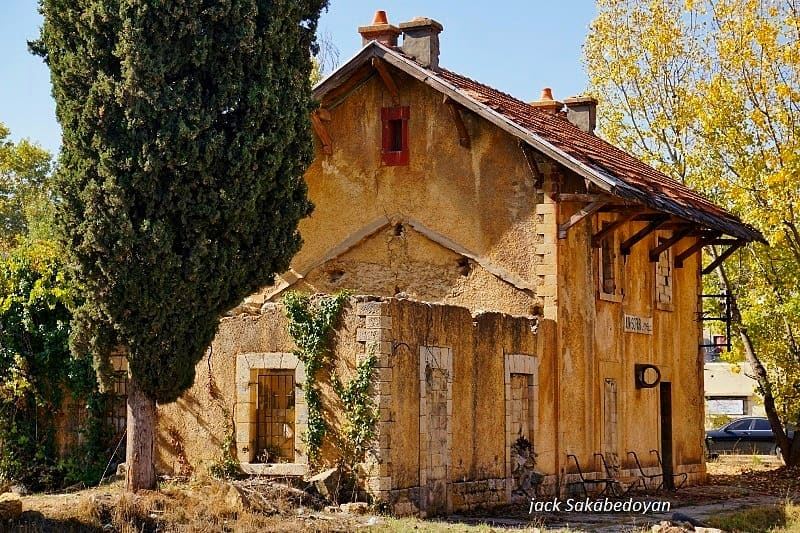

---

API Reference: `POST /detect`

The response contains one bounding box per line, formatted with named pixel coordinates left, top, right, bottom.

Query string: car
left=705, top=416, right=794, bottom=458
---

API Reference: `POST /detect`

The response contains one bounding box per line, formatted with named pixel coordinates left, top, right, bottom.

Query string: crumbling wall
left=155, top=299, right=364, bottom=476
left=244, top=67, right=557, bottom=318
left=357, top=297, right=554, bottom=516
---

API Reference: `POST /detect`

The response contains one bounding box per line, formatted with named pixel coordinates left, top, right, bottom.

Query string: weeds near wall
left=166, top=426, right=193, bottom=478
left=209, top=407, right=239, bottom=479
left=283, top=291, right=349, bottom=464
left=333, top=351, right=379, bottom=466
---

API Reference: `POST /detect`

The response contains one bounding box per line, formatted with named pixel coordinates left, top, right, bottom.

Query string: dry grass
left=705, top=501, right=800, bottom=533
left=14, top=478, right=373, bottom=532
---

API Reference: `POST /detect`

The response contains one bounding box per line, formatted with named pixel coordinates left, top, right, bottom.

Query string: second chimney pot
left=564, top=96, right=598, bottom=134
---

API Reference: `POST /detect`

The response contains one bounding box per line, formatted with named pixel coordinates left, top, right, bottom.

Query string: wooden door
left=660, top=382, right=674, bottom=490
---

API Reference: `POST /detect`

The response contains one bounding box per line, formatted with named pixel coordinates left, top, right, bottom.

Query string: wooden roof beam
left=649, top=225, right=695, bottom=262
left=310, top=110, right=332, bottom=155
left=591, top=209, right=642, bottom=248
left=558, top=199, right=609, bottom=239
left=556, top=193, right=612, bottom=203
left=599, top=203, right=639, bottom=212
left=372, top=57, right=399, bottom=105
left=674, top=232, right=720, bottom=268
left=702, top=240, right=746, bottom=275
left=620, top=216, right=668, bottom=255
left=444, top=96, right=470, bottom=148
left=319, top=63, right=375, bottom=109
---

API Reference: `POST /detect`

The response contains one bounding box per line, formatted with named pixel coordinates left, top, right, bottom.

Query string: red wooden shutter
left=381, top=106, right=410, bottom=166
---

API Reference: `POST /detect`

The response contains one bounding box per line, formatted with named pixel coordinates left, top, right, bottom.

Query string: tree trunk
left=710, top=247, right=797, bottom=466
left=125, top=375, right=157, bottom=491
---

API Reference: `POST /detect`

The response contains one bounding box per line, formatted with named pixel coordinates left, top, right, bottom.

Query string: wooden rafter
left=649, top=225, right=695, bottom=262
left=591, top=209, right=642, bottom=248
left=556, top=193, right=607, bottom=203
left=519, top=141, right=545, bottom=188
left=371, top=57, right=399, bottom=105
left=558, top=200, right=609, bottom=239
left=600, top=204, right=646, bottom=213
left=444, top=96, right=470, bottom=148
left=320, top=63, right=374, bottom=109
left=659, top=221, right=699, bottom=230
left=310, top=110, right=332, bottom=155
left=674, top=233, right=720, bottom=268
left=316, top=108, right=331, bottom=121
left=709, top=238, right=741, bottom=246
left=633, top=213, right=672, bottom=221
left=620, top=216, right=668, bottom=255
left=702, top=240, right=746, bottom=275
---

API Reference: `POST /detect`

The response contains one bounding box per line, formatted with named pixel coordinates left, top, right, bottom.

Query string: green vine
left=333, top=350, right=379, bottom=465
left=283, top=291, right=349, bottom=464
left=209, top=406, right=239, bottom=479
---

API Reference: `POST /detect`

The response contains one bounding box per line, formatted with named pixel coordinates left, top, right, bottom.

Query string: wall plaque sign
left=624, top=314, right=653, bottom=335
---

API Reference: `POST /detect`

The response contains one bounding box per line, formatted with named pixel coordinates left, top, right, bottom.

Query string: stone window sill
left=656, top=302, right=674, bottom=312
left=241, top=462, right=308, bottom=476
left=598, top=292, right=623, bottom=303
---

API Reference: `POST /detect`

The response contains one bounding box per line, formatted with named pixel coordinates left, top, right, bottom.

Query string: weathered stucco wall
left=156, top=296, right=557, bottom=516
left=248, top=67, right=556, bottom=318
left=375, top=298, right=553, bottom=514
left=155, top=301, right=364, bottom=476
left=556, top=186, right=706, bottom=484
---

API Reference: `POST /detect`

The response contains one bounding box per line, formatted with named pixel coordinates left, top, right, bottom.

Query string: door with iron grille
left=256, top=370, right=295, bottom=462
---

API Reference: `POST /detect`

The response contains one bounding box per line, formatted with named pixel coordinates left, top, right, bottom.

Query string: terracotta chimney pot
left=372, top=10, right=389, bottom=25
left=530, top=87, right=563, bottom=113
left=358, top=10, right=401, bottom=47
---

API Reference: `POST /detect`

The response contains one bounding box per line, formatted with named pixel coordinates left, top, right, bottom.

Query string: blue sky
left=0, top=1, right=597, bottom=156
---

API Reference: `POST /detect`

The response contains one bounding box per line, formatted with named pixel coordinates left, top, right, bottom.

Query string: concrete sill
left=241, top=462, right=308, bottom=476
left=598, top=292, right=623, bottom=303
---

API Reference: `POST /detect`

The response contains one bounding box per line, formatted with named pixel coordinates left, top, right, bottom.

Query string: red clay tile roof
left=437, top=68, right=761, bottom=241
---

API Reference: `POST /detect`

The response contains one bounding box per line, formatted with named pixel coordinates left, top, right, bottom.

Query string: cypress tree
left=33, top=0, right=326, bottom=489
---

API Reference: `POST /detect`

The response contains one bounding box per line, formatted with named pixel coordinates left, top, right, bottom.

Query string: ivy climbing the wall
left=333, top=350, right=379, bottom=467
left=283, top=291, right=349, bottom=464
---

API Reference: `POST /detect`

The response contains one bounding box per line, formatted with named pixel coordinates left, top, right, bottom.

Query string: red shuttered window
left=381, top=106, right=410, bottom=166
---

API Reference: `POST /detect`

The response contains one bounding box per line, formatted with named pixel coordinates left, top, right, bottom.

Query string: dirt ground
left=6, top=458, right=799, bottom=532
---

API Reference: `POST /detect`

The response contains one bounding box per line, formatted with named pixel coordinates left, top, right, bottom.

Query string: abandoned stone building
left=156, top=12, right=764, bottom=516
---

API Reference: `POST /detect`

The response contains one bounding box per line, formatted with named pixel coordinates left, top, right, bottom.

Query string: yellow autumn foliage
left=587, top=0, right=800, bottom=426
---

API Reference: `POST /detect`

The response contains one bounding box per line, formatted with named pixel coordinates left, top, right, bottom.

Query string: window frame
left=381, top=106, right=410, bottom=166
left=597, top=217, right=623, bottom=303
left=655, top=232, right=675, bottom=312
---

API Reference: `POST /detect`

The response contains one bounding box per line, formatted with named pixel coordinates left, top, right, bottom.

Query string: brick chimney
left=564, top=96, right=598, bottom=134
left=530, top=87, right=563, bottom=113
left=358, top=10, right=401, bottom=47
left=399, top=17, right=443, bottom=70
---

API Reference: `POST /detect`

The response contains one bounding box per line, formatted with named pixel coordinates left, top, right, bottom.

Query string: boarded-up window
left=599, top=221, right=619, bottom=298
left=656, top=236, right=674, bottom=310
left=510, top=374, right=535, bottom=443
left=602, top=378, right=618, bottom=465
left=256, top=370, right=296, bottom=462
